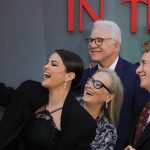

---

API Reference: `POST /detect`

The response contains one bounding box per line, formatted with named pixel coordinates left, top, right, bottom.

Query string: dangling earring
left=105, top=101, right=108, bottom=109
left=64, top=81, right=67, bottom=89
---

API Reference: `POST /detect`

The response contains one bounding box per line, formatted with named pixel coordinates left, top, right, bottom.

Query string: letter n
left=79, top=0, right=104, bottom=32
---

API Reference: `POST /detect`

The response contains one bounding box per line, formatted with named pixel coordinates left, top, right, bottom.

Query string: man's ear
left=65, top=72, right=75, bottom=82
left=113, top=41, right=120, bottom=53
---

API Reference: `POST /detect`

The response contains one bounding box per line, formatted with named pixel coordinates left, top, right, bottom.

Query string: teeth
left=140, top=75, right=145, bottom=79
left=86, top=91, right=93, bottom=96
left=44, top=72, right=51, bottom=78
left=44, top=72, right=50, bottom=75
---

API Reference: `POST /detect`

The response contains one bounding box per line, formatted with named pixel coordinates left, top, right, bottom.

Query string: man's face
left=136, top=51, right=150, bottom=91
left=87, top=27, right=119, bottom=67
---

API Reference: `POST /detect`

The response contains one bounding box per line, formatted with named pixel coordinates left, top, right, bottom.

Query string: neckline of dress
left=45, top=105, right=63, bottom=115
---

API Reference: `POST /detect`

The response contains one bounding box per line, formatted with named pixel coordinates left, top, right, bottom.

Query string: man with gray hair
left=80, top=20, right=150, bottom=150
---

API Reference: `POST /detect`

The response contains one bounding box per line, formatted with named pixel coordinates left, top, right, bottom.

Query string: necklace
left=45, top=104, right=63, bottom=114
left=48, top=107, right=63, bottom=114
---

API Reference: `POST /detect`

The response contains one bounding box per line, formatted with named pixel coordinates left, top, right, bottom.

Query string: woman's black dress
left=23, top=109, right=62, bottom=150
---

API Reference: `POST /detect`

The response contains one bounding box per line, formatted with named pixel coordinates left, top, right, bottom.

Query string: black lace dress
left=22, top=109, right=62, bottom=150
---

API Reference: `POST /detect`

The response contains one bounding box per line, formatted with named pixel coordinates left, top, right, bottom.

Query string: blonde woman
left=82, top=69, right=123, bottom=150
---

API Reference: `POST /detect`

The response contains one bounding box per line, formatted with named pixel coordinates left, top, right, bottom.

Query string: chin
left=83, top=97, right=93, bottom=103
left=91, top=57, right=101, bottom=62
left=140, top=83, right=147, bottom=90
left=41, top=80, right=47, bottom=87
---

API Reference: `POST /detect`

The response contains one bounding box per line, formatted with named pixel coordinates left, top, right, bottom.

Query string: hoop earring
left=64, top=81, right=67, bottom=89
left=105, top=101, right=108, bottom=109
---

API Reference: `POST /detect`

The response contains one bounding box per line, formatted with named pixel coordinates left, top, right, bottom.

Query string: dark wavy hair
left=54, top=49, right=84, bottom=91
left=142, top=40, right=150, bottom=53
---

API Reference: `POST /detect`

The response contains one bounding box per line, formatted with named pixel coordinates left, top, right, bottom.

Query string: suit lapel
left=136, top=122, right=150, bottom=148
left=115, top=57, right=127, bottom=78
left=129, top=113, right=141, bottom=145
left=90, top=64, right=99, bottom=75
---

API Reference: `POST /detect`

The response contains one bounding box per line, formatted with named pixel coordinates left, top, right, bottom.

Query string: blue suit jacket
left=80, top=57, right=150, bottom=150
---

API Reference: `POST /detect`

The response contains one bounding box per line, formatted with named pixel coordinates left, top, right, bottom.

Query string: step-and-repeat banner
left=0, top=0, right=149, bottom=87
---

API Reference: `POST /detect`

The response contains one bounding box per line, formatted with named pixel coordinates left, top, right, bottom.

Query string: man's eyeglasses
left=85, top=37, right=112, bottom=46
left=86, top=77, right=112, bottom=93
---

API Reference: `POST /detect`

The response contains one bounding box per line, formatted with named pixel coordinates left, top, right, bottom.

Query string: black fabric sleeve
left=0, top=83, right=15, bottom=107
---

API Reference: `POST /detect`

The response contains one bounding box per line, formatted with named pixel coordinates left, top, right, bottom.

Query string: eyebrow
left=47, top=60, right=59, bottom=65
left=51, top=60, right=58, bottom=63
left=140, top=59, right=146, bottom=64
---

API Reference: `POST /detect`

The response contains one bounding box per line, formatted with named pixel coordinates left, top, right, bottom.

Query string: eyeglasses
left=85, top=37, right=112, bottom=46
left=86, top=77, right=112, bottom=93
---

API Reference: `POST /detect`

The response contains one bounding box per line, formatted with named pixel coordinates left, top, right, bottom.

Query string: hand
left=124, top=145, right=136, bottom=150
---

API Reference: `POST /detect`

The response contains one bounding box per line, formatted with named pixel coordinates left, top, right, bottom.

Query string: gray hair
left=93, top=20, right=122, bottom=45
left=95, top=68, right=123, bottom=126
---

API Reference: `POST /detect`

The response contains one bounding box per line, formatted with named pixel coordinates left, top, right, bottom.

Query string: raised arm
left=0, top=83, right=15, bottom=107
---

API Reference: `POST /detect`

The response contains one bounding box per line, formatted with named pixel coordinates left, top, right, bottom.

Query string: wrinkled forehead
left=141, top=52, right=150, bottom=62
left=91, top=27, right=111, bottom=38
left=93, top=71, right=112, bottom=84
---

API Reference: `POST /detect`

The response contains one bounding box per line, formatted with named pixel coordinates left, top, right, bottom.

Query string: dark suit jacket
left=128, top=110, right=150, bottom=150
left=135, top=122, right=150, bottom=150
left=0, top=80, right=96, bottom=150
left=80, top=57, right=150, bottom=150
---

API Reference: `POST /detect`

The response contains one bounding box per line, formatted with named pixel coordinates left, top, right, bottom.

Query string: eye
left=51, top=63, right=58, bottom=66
left=88, top=38, right=93, bottom=43
left=95, top=81, right=101, bottom=87
left=96, top=38, right=103, bottom=43
left=142, top=61, right=147, bottom=65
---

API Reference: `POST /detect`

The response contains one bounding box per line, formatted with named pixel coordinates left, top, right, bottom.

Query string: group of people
left=0, top=20, right=150, bottom=150
left=80, top=20, right=150, bottom=150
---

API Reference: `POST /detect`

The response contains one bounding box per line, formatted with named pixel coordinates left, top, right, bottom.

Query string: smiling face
left=136, top=51, right=150, bottom=91
left=88, top=27, right=119, bottom=68
left=42, top=52, right=67, bottom=90
left=83, top=71, right=113, bottom=107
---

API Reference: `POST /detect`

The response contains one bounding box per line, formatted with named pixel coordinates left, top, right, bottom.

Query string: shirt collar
left=98, top=56, right=119, bottom=71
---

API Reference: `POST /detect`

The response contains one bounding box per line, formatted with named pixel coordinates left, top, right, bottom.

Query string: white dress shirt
left=98, top=56, right=119, bottom=71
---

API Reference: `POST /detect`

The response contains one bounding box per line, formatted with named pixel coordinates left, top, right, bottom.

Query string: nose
left=43, top=63, right=50, bottom=71
left=136, top=64, right=143, bottom=75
